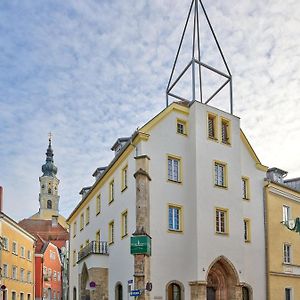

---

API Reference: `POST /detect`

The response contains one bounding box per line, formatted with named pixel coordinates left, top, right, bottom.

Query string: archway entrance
left=206, top=257, right=239, bottom=300
left=115, top=283, right=123, bottom=300
left=80, top=263, right=90, bottom=300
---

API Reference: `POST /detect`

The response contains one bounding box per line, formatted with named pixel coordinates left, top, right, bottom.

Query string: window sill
left=108, top=241, right=114, bottom=246
left=177, top=132, right=188, bottom=137
left=121, top=186, right=128, bottom=193
left=208, top=136, right=218, bottom=142
left=96, top=211, right=100, bottom=216
left=215, top=232, right=229, bottom=236
left=244, top=240, right=251, bottom=243
left=121, top=233, right=128, bottom=239
left=109, top=200, right=114, bottom=205
left=168, top=229, right=183, bottom=234
left=168, top=179, right=182, bottom=184
left=243, top=197, right=250, bottom=201
left=214, top=184, right=228, bottom=189
left=86, top=222, right=89, bottom=226
left=221, top=141, right=231, bottom=146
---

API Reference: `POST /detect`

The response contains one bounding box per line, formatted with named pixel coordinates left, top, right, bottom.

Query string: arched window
left=47, top=200, right=52, bottom=209
left=242, top=287, right=250, bottom=300
left=167, top=283, right=181, bottom=300
left=73, top=288, right=76, bottom=300
left=115, top=283, right=123, bottom=300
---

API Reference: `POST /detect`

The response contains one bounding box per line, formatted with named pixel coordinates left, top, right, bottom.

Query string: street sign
left=1, top=285, right=6, bottom=291
left=89, top=281, right=96, bottom=289
left=130, top=290, right=141, bottom=297
left=130, top=235, right=151, bottom=255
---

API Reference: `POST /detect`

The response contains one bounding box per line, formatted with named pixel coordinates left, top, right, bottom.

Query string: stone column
left=189, top=281, right=207, bottom=300
left=133, top=155, right=151, bottom=300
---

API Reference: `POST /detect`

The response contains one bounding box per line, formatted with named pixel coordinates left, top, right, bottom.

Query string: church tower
left=39, top=136, right=60, bottom=217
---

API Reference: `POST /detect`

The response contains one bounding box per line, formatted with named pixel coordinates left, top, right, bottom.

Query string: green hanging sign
left=130, top=235, right=151, bottom=255
left=283, top=217, right=300, bottom=234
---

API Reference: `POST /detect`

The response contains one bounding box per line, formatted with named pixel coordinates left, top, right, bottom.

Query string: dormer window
left=111, top=137, right=130, bottom=156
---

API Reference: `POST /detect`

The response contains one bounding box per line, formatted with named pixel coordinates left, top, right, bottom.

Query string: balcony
left=78, top=241, right=108, bottom=263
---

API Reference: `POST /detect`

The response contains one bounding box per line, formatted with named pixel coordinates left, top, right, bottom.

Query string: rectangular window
left=80, top=213, right=84, bottom=230
left=109, top=180, right=115, bottom=203
left=20, top=268, right=25, bottom=281
left=43, top=266, right=47, bottom=275
left=20, top=246, right=25, bottom=258
left=27, top=271, right=31, bottom=283
left=73, top=221, right=77, bottom=237
left=168, top=155, right=181, bottom=182
left=242, top=177, right=250, bottom=199
left=58, top=272, right=61, bottom=281
left=53, top=271, right=57, bottom=281
left=176, top=119, right=187, bottom=135
left=214, top=161, right=227, bottom=188
left=72, top=250, right=76, bottom=266
left=27, top=250, right=31, bottom=261
left=284, top=243, right=291, bottom=264
left=48, top=268, right=52, bottom=277
left=86, top=206, right=90, bottom=225
left=12, top=241, right=17, bottom=255
left=221, top=117, right=230, bottom=144
left=96, top=194, right=101, bottom=215
left=12, top=266, right=17, bottom=279
left=3, top=264, right=8, bottom=277
left=27, top=294, right=31, bottom=300
left=244, top=219, right=251, bottom=242
left=2, top=237, right=9, bottom=250
left=20, top=293, right=24, bottom=300
left=50, top=250, right=56, bottom=260
left=109, top=221, right=114, bottom=244
left=121, top=210, right=128, bottom=238
left=96, top=230, right=101, bottom=243
left=12, top=292, right=16, bottom=300
left=122, top=165, right=128, bottom=191
left=283, top=206, right=291, bottom=224
left=168, top=205, right=183, bottom=232
left=285, top=288, right=292, bottom=300
left=215, top=208, right=228, bottom=234
left=208, top=113, right=217, bottom=140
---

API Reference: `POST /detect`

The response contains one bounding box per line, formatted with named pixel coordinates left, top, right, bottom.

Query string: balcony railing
left=78, top=241, right=108, bottom=262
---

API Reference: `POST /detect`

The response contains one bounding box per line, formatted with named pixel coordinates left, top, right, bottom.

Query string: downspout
left=263, top=181, right=270, bottom=300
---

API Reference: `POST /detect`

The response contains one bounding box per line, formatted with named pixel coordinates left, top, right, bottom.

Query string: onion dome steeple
left=42, top=133, right=58, bottom=177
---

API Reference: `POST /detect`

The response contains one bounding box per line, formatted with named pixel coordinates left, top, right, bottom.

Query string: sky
left=0, top=0, right=300, bottom=221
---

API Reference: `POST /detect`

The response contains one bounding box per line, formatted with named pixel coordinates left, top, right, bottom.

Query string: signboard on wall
left=130, top=235, right=151, bottom=255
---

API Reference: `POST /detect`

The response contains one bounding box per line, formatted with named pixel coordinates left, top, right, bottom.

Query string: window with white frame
left=285, top=288, right=292, bottom=300
left=3, top=264, right=8, bottom=277
left=50, top=250, right=56, bottom=260
left=58, top=272, right=61, bottom=282
left=2, top=237, right=9, bottom=250
left=168, top=156, right=181, bottom=182
left=27, top=249, right=31, bottom=260
left=215, top=209, right=228, bottom=234
left=27, top=271, right=31, bottom=283
left=214, top=162, right=227, bottom=187
left=12, top=266, right=17, bottom=279
left=20, top=246, right=25, bottom=258
left=168, top=205, right=182, bottom=231
left=12, top=292, right=16, bottom=300
left=53, top=271, right=57, bottom=281
left=283, top=243, right=291, bottom=264
left=283, top=206, right=291, bottom=224
left=12, top=241, right=17, bottom=255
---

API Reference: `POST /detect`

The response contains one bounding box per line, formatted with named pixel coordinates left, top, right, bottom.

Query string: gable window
left=283, top=243, right=291, bottom=264
left=96, top=194, right=101, bottom=215
left=215, top=208, right=228, bottom=234
left=168, top=155, right=181, bottom=183
left=242, top=177, right=250, bottom=200
left=168, top=204, right=183, bottom=232
left=208, top=113, right=217, bottom=140
left=109, top=221, right=115, bottom=244
left=121, top=210, right=128, bottom=238
left=214, top=161, right=227, bottom=188
left=221, top=117, right=230, bottom=144
left=12, top=241, right=17, bottom=255
left=176, top=119, right=187, bottom=135
left=80, top=213, right=84, bottom=231
left=109, top=180, right=115, bottom=204
left=244, top=219, right=251, bottom=242
left=86, top=206, right=90, bottom=225
left=283, top=206, right=291, bottom=224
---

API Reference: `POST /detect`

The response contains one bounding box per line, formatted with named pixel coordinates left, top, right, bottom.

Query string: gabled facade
left=67, top=101, right=267, bottom=300
left=35, top=242, right=62, bottom=300
left=0, top=210, right=35, bottom=300
left=265, top=169, right=300, bottom=300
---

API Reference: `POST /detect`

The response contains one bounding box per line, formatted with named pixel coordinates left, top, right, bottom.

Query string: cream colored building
left=0, top=211, right=36, bottom=300
left=265, top=168, right=300, bottom=300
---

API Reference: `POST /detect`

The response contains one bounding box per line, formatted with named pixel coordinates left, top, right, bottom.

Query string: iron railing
left=77, top=241, right=108, bottom=262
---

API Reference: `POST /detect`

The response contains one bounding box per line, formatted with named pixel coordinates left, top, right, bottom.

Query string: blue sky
left=0, top=0, right=299, bottom=221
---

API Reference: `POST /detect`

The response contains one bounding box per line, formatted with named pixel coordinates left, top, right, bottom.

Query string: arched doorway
left=80, top=263, right=90, bottom=300
left=166, top=281, right=184, bottom=300
left=115, top=282, right=123, bottom=300
left=206, top=256, right=239, bottom=300
left=242, top=286, right=251, bottom=300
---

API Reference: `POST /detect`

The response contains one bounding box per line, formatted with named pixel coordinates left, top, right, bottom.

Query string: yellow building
left=265, top=168, right=300, bottom=300
left=0, top=211, right=36, bottom=300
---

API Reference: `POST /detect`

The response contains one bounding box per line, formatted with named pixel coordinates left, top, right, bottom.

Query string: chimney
left=52, top=215, right=58, bottom=227
left=0, top=186, right=3, bottom=212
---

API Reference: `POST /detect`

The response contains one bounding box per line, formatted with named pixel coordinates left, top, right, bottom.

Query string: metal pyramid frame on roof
left=166, top=0, right=233, bottom=114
